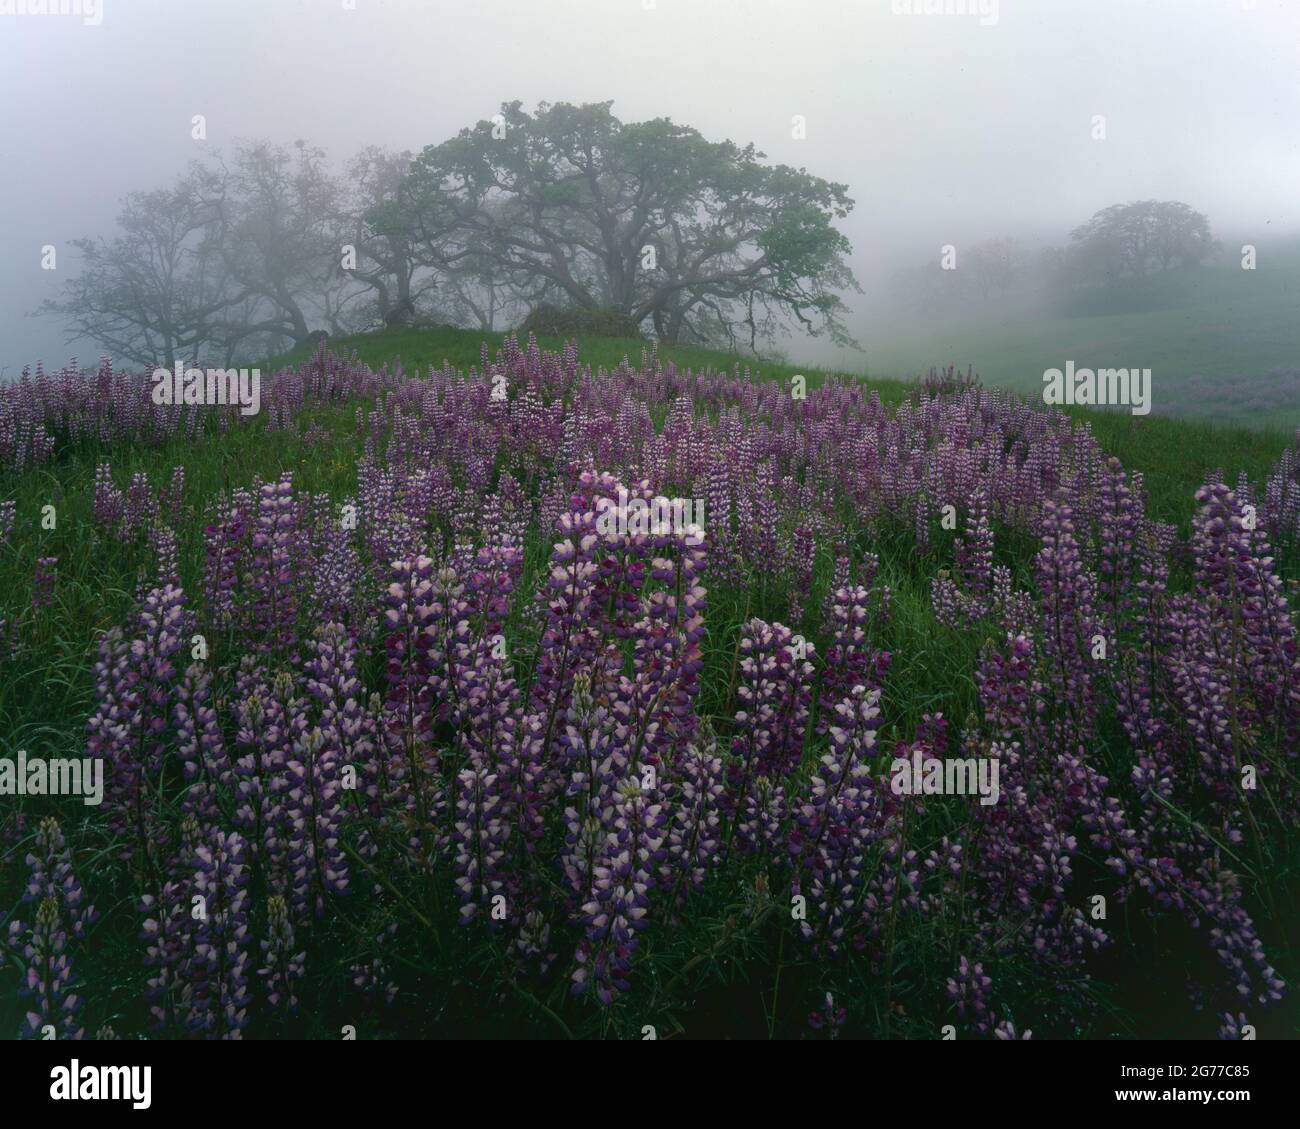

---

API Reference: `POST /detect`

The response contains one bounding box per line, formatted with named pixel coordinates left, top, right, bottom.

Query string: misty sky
left=2, top=0, right=1298, bottom=374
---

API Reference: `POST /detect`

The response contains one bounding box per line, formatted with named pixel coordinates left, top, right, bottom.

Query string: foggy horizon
left=4, top=0, right=1299, bottom=376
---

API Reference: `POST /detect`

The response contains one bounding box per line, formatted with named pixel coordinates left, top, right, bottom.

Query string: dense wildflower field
left=1, top=336, right=1298, bottom=1041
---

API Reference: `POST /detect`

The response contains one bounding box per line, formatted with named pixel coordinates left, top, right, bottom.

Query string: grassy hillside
left=2, top=326, right=1297, bottom=1041
left=865, top=257, right=1300, bottom=431
left=274, top=325, right=1297, bottom=537
left=269, top=325, right=900, bottom=399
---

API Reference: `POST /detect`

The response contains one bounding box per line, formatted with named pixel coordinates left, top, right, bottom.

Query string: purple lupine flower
left=1217, top=1012, right=1250, bottom=1041
left=1096, top=456, right=1141, bottom=636
left=513, top=910, right=557, bottom=977
left=913, top=491, right=931, bottom=555
left=732, top=773, right=790, bottom=859
left=231, top=676, right=292, bottom=891
left=463, top=535, right=525, bottom=640
left=664, top=736, right=725, bottom=908
left=305, top=622, right=380, bottom=816
left=821, top=552, right=851, bottom=628
left=283, top=726, right=350, bottom=919
left=202, top=499, right=246, bottom=631
left=495, top=709, right=549, bottom=889
left=122, top=471, right=160, bottom=541
left=807, top=991, right=846, bottom=1037
left=1035, top=495, right=1101, bottom=742
left=92, top=463, right=125, bottom=532
left=990, top=564, right=1036, bottom=635
left=930, top=570, right=967, bottom=628
left=572, top=778, right=668, bottom=1004
left=1193, top=482, right=1297, bottom=741
left=452, top=763, right=509, bottom=924
left=249, top=475, right=299, bottom=656
left=149, top=523, right=180, bottom=588
left=530, top=487, right=606, bottom=750
left=11, top=897, right=83, bottom=1040
left=819, top=581, right=891, bottom=736
left=32, top=556, right=57, bottom=610
left=0, top=498, right=17, bottom=546
left=8, top=818, right=95, bottom=1040
left=380, top=555, right=446, bottom=857
left=703, top=452, right=735, bottom=579
left=955, top=489, right=994, bottom=603
left=617, top=502, right=709, bottom=755
left=139, top=877, right=196, bottom=1035
left=163, top=464, right=185, bottom=523
left=173, top=661, right=232, bottom=822
left=730, top=618, right=815, bottom=786
left=558, top=672, right=623, bottom=900
left=189, top=829, right=252, bottom=1039
left=259, top=894, right=306, bottom=1015
left=350, top=950, right=400, bottom=1010
left=85, top=584, right=191, bottom=870
left=947, top=955, right=994, bottom=1036
left=786, top=525, right=815, bottom=624
left=790, top=685, right=885, bottom=955
left=21, top=816, right=96, bottom=938
left=992, top=1018, right=1033, bottom=1040
left=313, top=502, right=365, bottom=625
left=975, top=633, right=1039, bottom=743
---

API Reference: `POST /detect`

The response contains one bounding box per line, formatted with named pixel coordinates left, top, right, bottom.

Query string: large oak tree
left=405, top=101, right=860, bottom=348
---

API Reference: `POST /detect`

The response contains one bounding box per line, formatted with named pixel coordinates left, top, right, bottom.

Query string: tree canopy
left=404, top=101, right=860, bottom=348
left=43, top=102, right=861, bottom=363
left=1068, top=199, right=1216, bottom=283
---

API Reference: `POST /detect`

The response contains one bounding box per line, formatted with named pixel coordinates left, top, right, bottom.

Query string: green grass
left=1, top=325, right=1297, bottom=1040
left=270, top=324, right=910, bottom=400
left=865, top=258, right=1300, bottom=431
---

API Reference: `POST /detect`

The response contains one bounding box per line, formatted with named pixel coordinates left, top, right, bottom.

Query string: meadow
left=1, top=327, right=1298, bottom=1040
left=867, top=254, right=1300, bottom=432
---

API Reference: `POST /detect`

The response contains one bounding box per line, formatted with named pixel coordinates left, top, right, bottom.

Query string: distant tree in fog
left=203, top=140, right=343, bottom=354
left=1068, top=200, right=1215, bottom=284
left=338, top=146, right=437, bottom=330
left=39, top=177, right=237, bottom=368
left=965, top=237, right=1027, bottom=300
left=42, top=104, right=865, bottom=361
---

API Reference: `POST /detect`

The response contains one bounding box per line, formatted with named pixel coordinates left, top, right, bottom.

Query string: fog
left=3, top=0, right=1298, bottom=379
